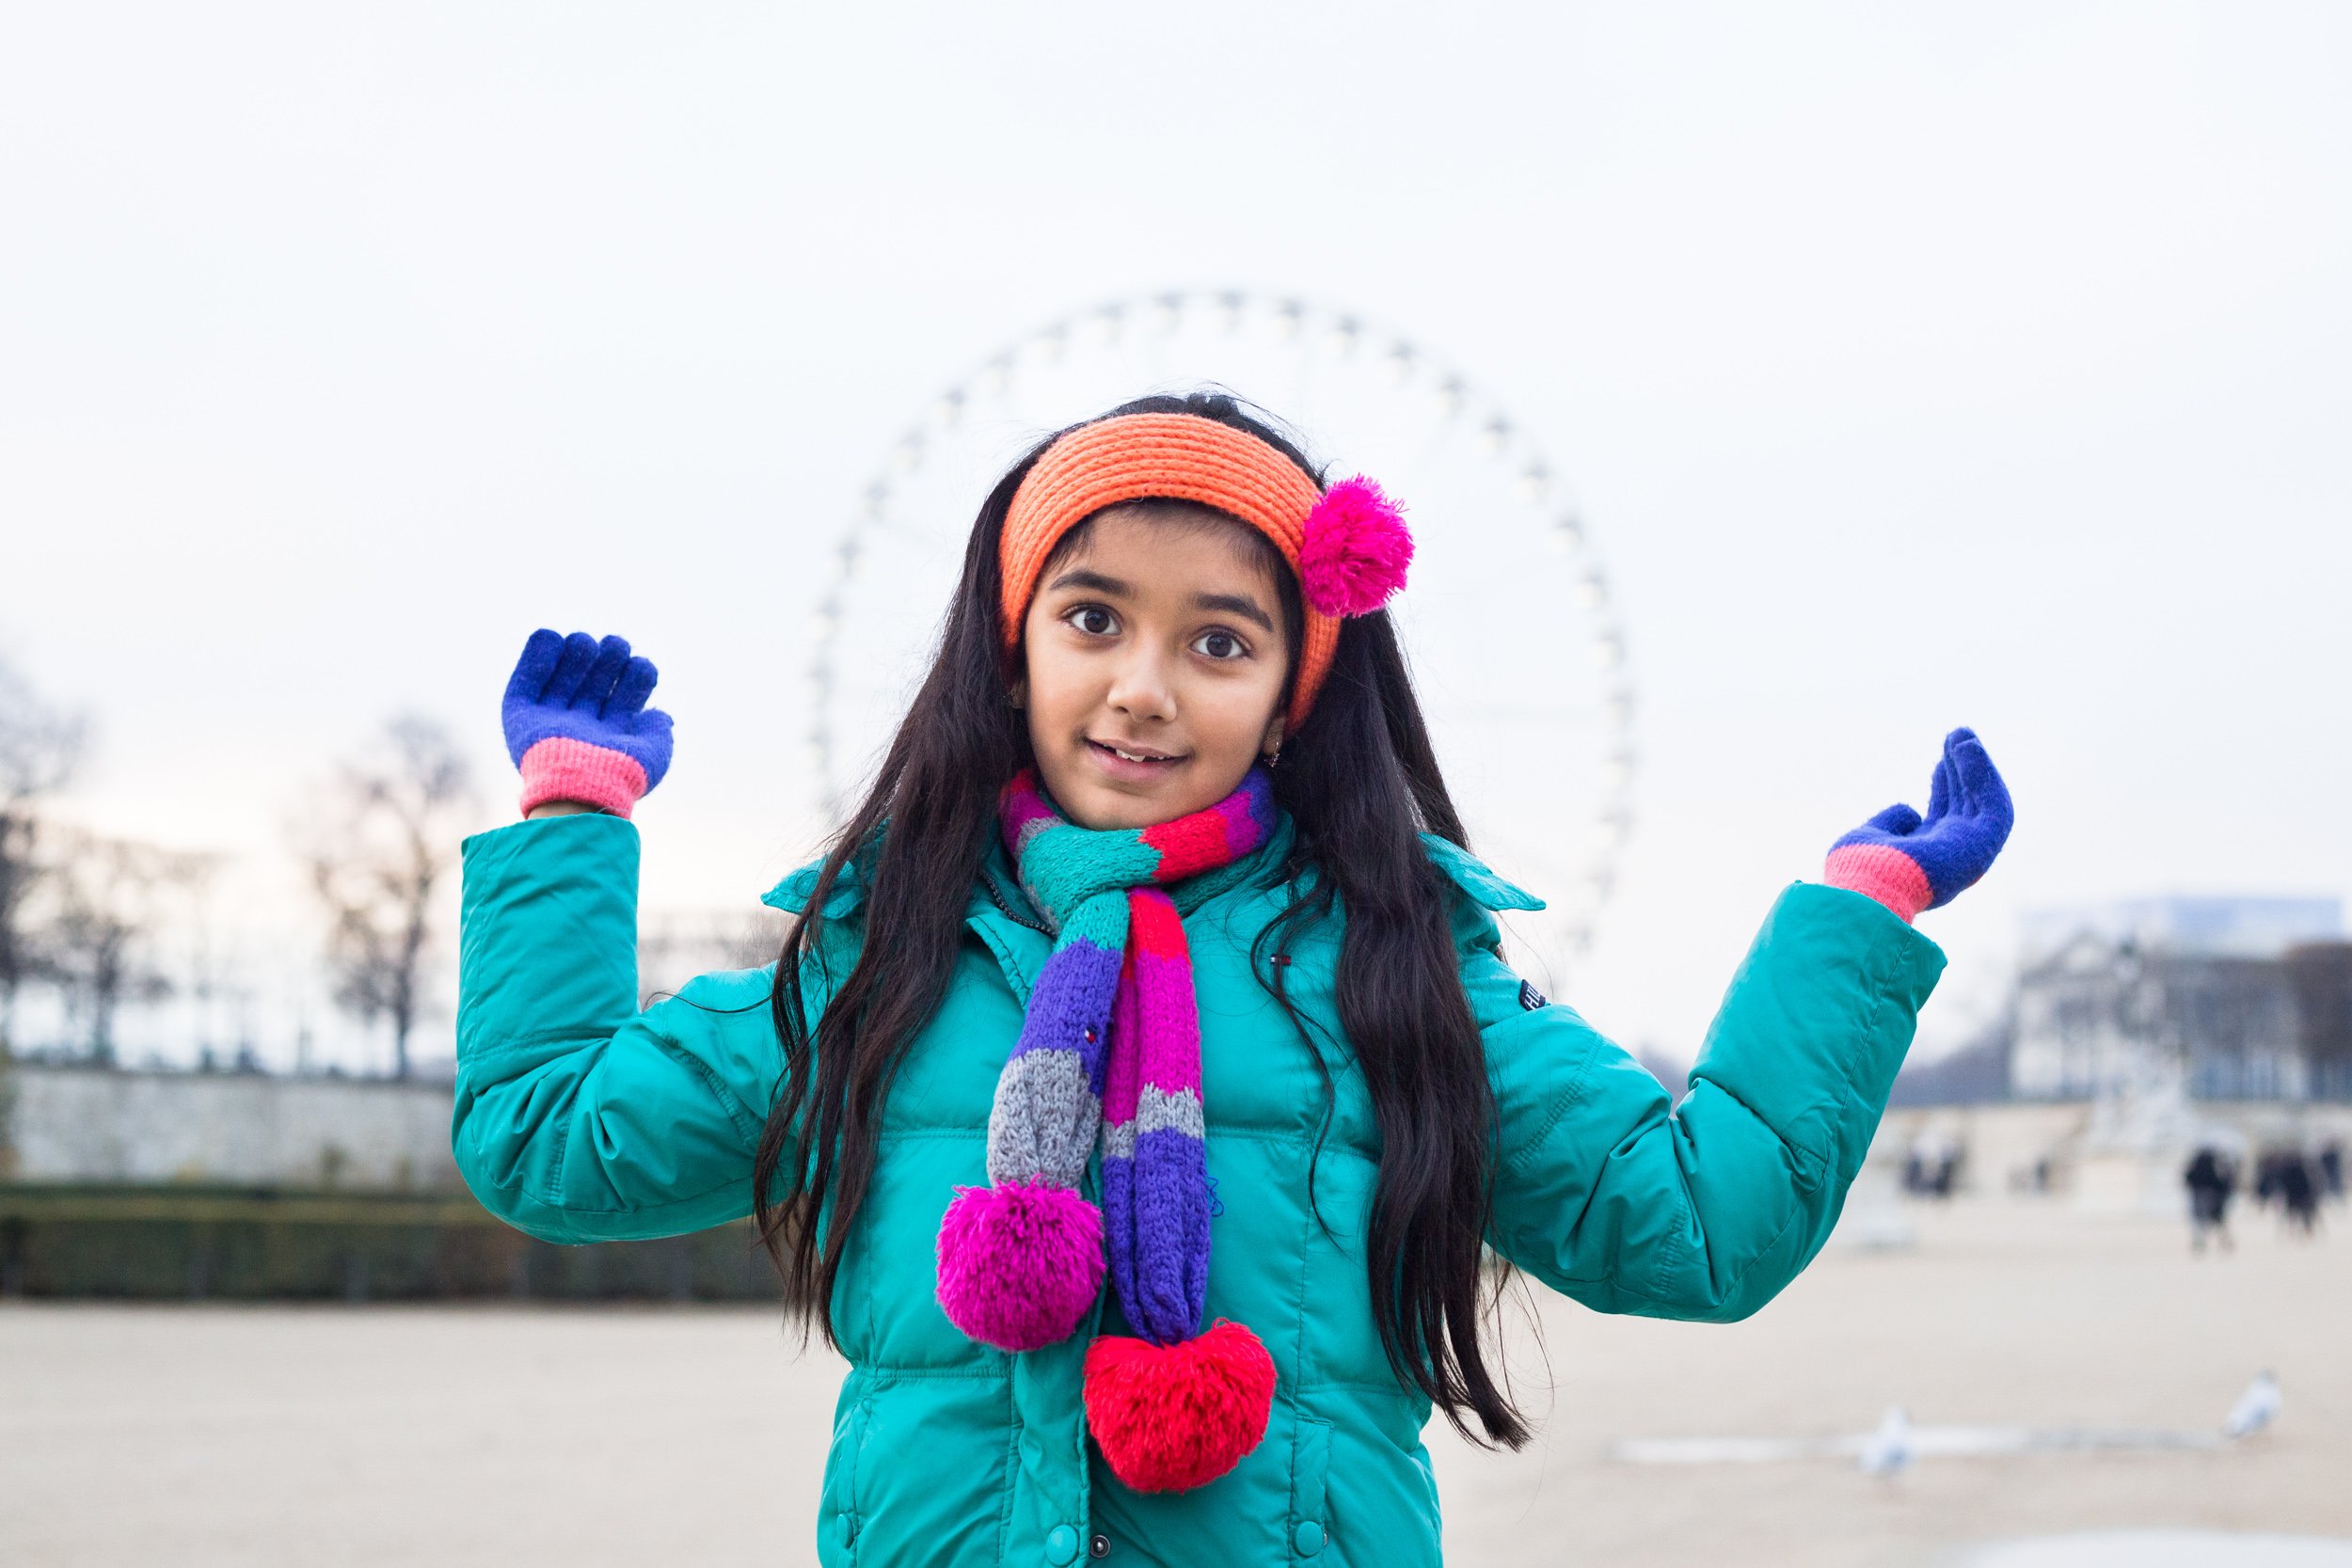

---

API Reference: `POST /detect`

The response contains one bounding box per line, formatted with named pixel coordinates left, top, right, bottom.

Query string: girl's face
left=1017, top=503, right=1292, bottom=830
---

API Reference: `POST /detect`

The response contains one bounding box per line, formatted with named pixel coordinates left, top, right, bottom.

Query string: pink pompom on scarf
left=934, top=1180, right=1104, bottom=1353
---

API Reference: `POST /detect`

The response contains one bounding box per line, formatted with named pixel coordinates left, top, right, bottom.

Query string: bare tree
left=301, top=717, right=475, bottom=1078
left=44, top=833, right=195, bottom=1063
left=0, top=658, right=87, bottom=1052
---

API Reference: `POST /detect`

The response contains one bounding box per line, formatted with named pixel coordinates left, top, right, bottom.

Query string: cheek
left=1020, top=641, right=1092, bottom=731
left=1194, top=671, right=1286, bottom=754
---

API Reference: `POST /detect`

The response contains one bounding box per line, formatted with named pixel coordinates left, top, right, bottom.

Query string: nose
left=1104, top=641, right=1177, bottom=724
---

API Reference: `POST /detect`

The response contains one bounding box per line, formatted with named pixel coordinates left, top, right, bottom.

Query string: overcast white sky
left=4, top=2, right=2347, bottom=1070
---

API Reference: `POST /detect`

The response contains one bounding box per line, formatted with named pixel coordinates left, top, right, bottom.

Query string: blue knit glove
left=1824, top=727, right=2012, bottom=921
left=502, top=629, right=674, bottom=818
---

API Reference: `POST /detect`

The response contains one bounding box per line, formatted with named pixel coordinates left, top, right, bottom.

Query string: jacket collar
left=1417, top=832, right=1545, bottom=911
left=760, top=816, right=1315, bottom=924
left=760, top=817, right=1303, bottom=999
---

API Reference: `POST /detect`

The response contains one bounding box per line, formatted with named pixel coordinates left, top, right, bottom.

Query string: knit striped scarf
left=933, top=767, right=1279, bottom=1493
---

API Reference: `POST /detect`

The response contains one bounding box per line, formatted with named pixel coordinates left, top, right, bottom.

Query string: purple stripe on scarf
left=1099, top=1149, right=1136, bottom=1335
left=1106, top=1126, right=1211, bottom=1344
left=1009, top=938, right=1120, bottom=1088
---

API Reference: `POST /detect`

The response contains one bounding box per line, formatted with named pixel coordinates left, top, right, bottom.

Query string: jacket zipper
left=980, top=873, right=1053, bottom=937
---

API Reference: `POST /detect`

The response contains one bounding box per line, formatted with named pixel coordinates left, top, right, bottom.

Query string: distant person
left=1931, top=1143, right=1962, bottom=1197
left=2184, top=1147, right=2236, bottom=1253
left=450, top=396, right=2013, bottom=1566
left=2277, top=1151, right=2321, bottom=1236
left=2320, top=1140, right=2344, bottom=1202
left=1903, top=1134, right=1962, bottom=1198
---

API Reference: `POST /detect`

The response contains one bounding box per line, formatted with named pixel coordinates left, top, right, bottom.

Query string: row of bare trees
left=0, top=657, right=151, bottom=1058
left=302, top=716, right=475, bottom=1077
left=0, top=657, right=475, bottom=1077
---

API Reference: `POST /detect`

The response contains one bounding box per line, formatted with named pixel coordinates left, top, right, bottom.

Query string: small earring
left=1261, top=744, right=1281, bottom=768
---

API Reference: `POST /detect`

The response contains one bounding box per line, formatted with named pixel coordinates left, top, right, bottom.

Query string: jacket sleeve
left=1474, top=881, right=1945, bottom=1321
left=452, top=813, right=829, bottom=1244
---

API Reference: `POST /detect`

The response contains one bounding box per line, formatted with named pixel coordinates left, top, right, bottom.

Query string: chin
left=1042, top=764, right=1204, bottom=832
left=1037, top=744, right=1258, bottom=832
left=1058, top=784, right=1175, bottom=832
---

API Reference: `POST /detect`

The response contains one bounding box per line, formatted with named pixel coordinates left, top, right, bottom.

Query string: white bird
left=1858, top=1404, right=1912, bottom=1476
left=2223, top=1370, right=2280, bottom=1439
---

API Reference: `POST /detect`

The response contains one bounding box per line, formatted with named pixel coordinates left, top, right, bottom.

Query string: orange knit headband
left=998, top=413, right=1413, bottom=730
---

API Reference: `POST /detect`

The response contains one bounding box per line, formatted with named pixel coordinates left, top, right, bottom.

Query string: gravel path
left=5, top=1198, right=2345, bottom=1565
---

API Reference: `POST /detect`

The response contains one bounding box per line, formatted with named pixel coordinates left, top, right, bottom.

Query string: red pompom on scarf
left=1083, top=1322, right=1278, bottom=1493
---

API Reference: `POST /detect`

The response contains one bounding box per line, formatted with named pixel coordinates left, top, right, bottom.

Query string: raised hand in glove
left=501, top=629, right=674, bottom=819
left=1824, top=727, right=2012, bottom=922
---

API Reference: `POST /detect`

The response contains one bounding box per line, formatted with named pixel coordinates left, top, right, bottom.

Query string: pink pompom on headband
left=1296, top=475, right=1414, bottom=618
left=999, top=413, right=1413, bottom=729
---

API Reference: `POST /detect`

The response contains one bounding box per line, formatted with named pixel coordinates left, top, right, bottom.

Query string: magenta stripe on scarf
left=1002, top=786, right=1057, bottom=849
left=1211, top=789, right=1260, bottom=859
left=1102, top=942, right=1145, bottom=1124
left=1133, top=948, right=1203, bottom=1098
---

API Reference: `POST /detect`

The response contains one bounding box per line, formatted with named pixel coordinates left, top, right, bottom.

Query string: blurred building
left=2286, top=942, right=2352, bottom=1099
left=0, top=1060, right=460, bottom=1189
left=2019, top=895, right=2344, bottom=959
left=2011, top=897, right=2349, bottom=1101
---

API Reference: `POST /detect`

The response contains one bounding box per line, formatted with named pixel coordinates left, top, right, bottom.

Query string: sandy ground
left=4, top=1198, right=2347, bottom=1567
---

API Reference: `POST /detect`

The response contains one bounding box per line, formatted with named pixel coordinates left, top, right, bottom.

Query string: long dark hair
left=754, top=391, right=1531, bottom=1448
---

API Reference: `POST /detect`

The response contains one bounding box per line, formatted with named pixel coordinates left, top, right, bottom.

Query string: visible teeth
left=1105, top=745, right=1167, bottom=763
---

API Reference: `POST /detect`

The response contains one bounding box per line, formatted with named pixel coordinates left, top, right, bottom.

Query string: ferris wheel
left=806, top=289, right=1636, bottom=974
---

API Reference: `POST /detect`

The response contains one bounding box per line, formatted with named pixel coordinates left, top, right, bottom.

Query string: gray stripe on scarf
left=984, top=1048, right=1100, bottom=1189
left=1098, top=1085, right=1205, bottom=1162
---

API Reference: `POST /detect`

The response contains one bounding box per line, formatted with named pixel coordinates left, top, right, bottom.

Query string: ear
left=1259, top=713, right=1284, bottom=761
left=1008, top=675, right=1026, bottom=710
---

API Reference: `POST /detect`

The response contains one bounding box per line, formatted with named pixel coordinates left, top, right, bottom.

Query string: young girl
left=456, top=393, right=2010, bottom=1567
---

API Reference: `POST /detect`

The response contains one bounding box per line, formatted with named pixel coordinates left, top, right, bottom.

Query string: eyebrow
left=1192, top=591, right=1275, bottom=634
left=1045, top=568, right=1131, bottom=597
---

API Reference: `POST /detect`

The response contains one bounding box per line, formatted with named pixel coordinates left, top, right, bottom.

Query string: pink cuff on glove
left=1823, top=843, right=1931, bottom=924
left=518, top=736, right=649, bottom=819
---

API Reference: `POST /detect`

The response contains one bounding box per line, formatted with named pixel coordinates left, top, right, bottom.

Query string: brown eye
left=1193, top=629, right=1248, bottom=661
left=1069, top=606, right=1118, bottom=637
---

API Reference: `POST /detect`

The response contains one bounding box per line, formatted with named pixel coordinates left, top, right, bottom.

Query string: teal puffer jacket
left=454, top=812, right=1943, bottom=1567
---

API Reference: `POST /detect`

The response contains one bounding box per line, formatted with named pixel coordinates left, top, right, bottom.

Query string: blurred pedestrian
left=1904, top=1132, right=1963, bottom=1198
left=2183, top=1146, right=2235, bottom=1254
left=2277, top=1150, right=2321, bottom=1236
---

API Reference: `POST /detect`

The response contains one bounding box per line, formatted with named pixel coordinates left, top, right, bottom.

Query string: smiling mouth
left=1089, top=738, right=1186, bottom=768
